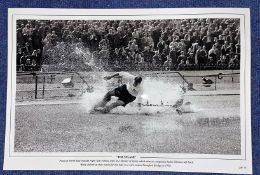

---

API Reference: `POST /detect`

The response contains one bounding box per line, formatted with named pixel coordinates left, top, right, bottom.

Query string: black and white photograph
left=4, top=8, right=252, bottom=173
left=14, top=17, right=242, bottom=154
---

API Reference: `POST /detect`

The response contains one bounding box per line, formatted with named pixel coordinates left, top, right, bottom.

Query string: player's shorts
left=114, top=84, right=136, bottom=106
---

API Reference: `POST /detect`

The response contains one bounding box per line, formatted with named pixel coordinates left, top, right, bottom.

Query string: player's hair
left=134, top=76, right=142, bottom=85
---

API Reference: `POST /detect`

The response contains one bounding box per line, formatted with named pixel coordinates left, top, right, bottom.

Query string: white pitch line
left=15, top=90, right=240, bottom=106
left=16, top=100, right=82, bottom=106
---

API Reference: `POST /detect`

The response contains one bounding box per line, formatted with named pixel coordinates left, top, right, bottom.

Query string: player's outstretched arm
left=104, top=73, right=120, bottom=80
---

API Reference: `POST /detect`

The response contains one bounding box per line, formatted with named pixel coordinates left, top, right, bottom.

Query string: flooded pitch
left=14, top=95, right=240, bottom=154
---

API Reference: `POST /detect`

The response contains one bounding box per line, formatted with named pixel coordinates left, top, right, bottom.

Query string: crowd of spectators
left=16, top=18, right=240, bottom=71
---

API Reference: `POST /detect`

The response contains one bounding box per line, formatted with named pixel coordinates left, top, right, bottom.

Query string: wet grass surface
left=14, top=95, right=240, bottom=154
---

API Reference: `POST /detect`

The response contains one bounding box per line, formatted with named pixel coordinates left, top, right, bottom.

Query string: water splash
left=43, top=42, right=104, bottom=72
left=80, top=72, right=108, bottom=113
left=80, top=76, right=184, bottom=115
left=48, top=42, right=185, bottom=115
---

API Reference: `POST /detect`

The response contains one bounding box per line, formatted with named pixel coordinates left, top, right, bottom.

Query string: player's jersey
left=118, top=72, right=143, bottom=97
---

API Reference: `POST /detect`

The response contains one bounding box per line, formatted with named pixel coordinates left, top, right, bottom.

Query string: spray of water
left=110, top=77, right=183, bottom=115
left=80, top=75, right=108, bottom=113
left=80, top=75, right=185, bottom=115
left=46, top=41, right=187, bottom=115
left=43, top=42, right=104, bottom=72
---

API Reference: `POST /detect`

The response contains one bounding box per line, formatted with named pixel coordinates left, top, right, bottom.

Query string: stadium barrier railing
left=16, top=70, right=240, bottom=101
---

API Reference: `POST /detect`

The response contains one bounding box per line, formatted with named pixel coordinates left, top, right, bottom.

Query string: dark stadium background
left=0, top=1, right=259, bottom=175
left=16, top=18, right=240, bottom=72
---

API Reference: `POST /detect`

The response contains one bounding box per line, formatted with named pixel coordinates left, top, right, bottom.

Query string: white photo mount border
left=4, top=8, right=252, bottom=174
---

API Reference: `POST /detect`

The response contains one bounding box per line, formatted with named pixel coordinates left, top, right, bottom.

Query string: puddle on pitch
left=142, top=115, right=183, bottom=133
